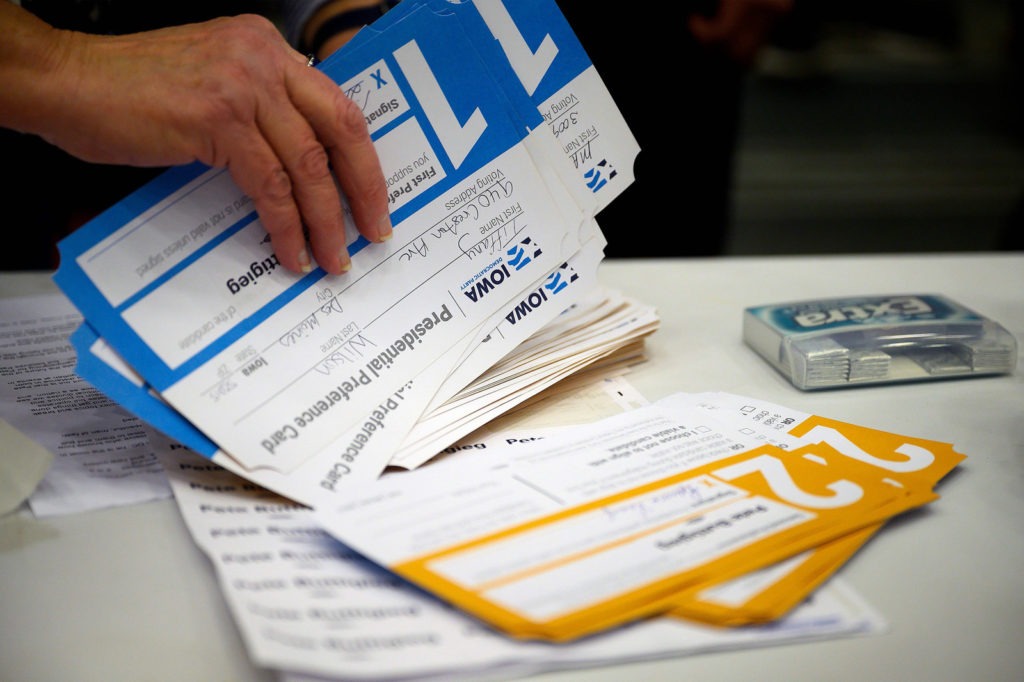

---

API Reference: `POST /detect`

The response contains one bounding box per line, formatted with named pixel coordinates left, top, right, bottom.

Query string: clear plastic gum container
left=743, top=294, right=1018, bottom=390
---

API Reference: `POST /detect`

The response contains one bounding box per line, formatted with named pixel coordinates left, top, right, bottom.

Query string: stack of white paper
left=151, top=380, right=889, bottom=681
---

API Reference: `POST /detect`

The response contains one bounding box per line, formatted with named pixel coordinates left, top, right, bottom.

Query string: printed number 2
left=801, top=424, right=936, bottom=474
left=714, top=454, right=863, bottom=509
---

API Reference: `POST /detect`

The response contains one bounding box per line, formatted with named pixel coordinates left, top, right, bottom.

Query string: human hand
left=39, top=14, right=391, bottom=275
left=688, top=0, right=794, bottom=67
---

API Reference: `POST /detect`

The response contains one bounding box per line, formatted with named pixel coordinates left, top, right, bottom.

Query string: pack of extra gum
left=743, top=294, right=1018, bottom=390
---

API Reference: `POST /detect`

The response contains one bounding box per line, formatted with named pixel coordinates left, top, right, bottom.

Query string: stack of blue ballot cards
left=743, top=294, right=1018, bottom=390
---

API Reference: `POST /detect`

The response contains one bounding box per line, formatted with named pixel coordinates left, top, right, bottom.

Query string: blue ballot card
left=53, top=0, right=638, bottom=488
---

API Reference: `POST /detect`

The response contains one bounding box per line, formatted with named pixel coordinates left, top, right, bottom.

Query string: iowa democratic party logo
left=462, top=236, right=543, bottom=304
left=584, top=159, right=617, bottom=193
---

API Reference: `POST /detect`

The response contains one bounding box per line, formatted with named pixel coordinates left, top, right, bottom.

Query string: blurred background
left=725, top=0, right=1023, bottom=255
left=3, top=0, right=1020, bottom=270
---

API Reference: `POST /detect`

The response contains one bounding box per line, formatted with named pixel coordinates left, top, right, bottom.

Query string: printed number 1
left=393, top=40, right=486, bottom=170
left=474, top=0, right=558, bottom=96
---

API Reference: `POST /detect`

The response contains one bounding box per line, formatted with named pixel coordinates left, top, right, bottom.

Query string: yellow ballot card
left=674, top=525, right=881, bottom=626
left=661, top=392, right=965, bottom=625
left=314, top=399, right=937, bottom=641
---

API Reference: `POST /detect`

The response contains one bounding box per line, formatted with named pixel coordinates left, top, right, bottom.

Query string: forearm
left=0, top=2, right=81, bottom=140
left=2, top=1, right=391, bottom=276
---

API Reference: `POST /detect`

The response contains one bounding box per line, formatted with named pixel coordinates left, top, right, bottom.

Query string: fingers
left=227, top=133, right=312, bottom=275
left=287, top=64, right=392, bottom=247
left=320, top=94, right=394, bottom=247
left=220, top=19, right=389, bottom=276
left=256, top=82, right=352, bottom=275
left=251, top=55, right=390, bottom=276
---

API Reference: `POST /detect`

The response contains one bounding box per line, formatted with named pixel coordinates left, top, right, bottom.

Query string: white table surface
left=2, top=253, right=1022, bottom=682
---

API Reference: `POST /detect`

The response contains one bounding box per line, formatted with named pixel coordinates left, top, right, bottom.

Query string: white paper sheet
left=154, top=379, right=886, bottom=680
left=0, top=419, right=53, bottom=516
left=0, top=294, right=171, bottom=516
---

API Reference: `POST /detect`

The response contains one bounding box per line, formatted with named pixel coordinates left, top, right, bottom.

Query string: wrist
left=0, top=7, right=81, bottom=139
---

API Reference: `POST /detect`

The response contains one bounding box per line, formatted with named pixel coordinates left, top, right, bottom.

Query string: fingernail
left=378, top=216, right=393, bottom=242
left=338, top=252, right=352, bottom=273
left=298, top=248, right=313, bottom=274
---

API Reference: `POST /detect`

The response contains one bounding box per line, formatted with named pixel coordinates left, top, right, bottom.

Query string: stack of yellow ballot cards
left=314, top=391, right=964, bottom=641
left=662, top=391, right=964, bottom=626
